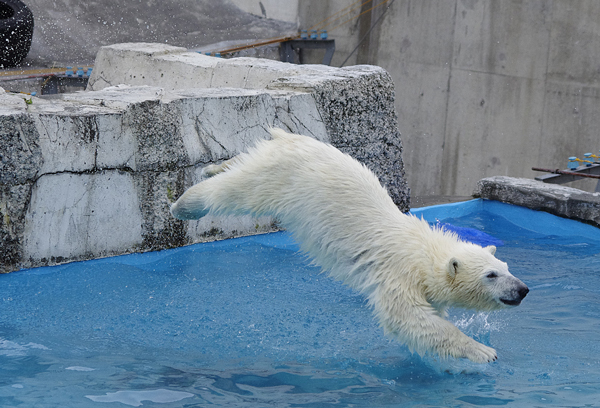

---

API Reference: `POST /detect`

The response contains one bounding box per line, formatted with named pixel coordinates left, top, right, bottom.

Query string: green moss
left=166, top=184, right=175, bottom=202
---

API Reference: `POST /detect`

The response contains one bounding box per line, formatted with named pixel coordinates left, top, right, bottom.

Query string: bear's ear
left=447, top=257, right=461, bottom=279
left=484, top=245, right=496, bottom=255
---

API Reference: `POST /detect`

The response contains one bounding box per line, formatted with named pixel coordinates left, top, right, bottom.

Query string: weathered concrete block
left=31, top=109, right=103, bottom=174
left=0, top=88, right=28, bottom=114
left=24, top=171, right=144, bottom=264
left=87, top=43, right=191, bottom=91
left=473, top=176, right=600, bottom=228
left=270, top=66, right=409, bottom=207
left=0, top=113, right=42, bottom=185
left=88, top=44, right=306, bottom=92
left=0, top=184, right=30, bottom=269
left=87, top=42, right=408, bottom=207
left=0, top=43, right=407, bottom=273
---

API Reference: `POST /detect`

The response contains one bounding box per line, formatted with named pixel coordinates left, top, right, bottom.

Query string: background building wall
left=230, top=0, right=299, bottom=23
left=299, top=0, right=600, bottom=195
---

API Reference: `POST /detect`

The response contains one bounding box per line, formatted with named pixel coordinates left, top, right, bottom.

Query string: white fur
left=171, top=129, right=528, bottom=363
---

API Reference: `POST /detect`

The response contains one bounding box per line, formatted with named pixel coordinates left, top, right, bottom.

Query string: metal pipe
left=532, top=167, right=600, bottom=180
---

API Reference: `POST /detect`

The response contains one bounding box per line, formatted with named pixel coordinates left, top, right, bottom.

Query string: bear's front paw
left=464, top=342, right=497, bottom=363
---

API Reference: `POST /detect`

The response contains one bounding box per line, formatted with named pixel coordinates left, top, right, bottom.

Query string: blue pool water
left=1, top=199, right=600, bottom=407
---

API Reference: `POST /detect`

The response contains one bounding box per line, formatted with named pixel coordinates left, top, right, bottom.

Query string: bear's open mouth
left=500, top=298, right=521, bottom=306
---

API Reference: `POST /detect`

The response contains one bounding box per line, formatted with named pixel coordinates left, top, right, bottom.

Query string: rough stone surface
left=86, top=43, right=332, bottom=92
left=24, top=171, right=144, bottom=263
left=0, top=114, right=42, bottom=185
left=291, top=67, right=408, bottom=207
left=0, top=43, right=408, bottom=273
left=88, top=43, right=409, bottom=208
left=474, top=176, right=600, bottom=228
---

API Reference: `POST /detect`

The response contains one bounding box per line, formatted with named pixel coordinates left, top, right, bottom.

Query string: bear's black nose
left=518, top=286, right=529, bottom=300
left=500, top=283, right=529, bottom=306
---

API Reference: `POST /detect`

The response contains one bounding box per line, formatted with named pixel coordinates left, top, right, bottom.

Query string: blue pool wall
left=411, top=198, right=600, bottom=241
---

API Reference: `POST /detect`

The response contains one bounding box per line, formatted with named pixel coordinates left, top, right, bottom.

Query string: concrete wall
left=0, top=43, right=407, bottom=273
left=23, top=0, right=297, bottom=66
left=299, top=0, right=600, bottom=195
left=230, top=0, right=299, bottom=23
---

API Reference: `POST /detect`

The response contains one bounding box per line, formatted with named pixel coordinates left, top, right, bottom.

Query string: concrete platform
left=0, top=43, right=408, bottom=273
left=474, top=176, right=600, bottom=228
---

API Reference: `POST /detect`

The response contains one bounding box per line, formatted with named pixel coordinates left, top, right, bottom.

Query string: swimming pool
left=1, top=199, right=599, bottom=406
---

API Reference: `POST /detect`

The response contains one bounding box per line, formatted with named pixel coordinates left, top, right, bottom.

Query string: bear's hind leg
left=170, top=180, right=212, bottom=220
left=171, top=158, right=240, bottom=219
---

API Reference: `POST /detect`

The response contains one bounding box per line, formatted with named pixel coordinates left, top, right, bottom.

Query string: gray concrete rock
left=24, top=171, right=144, bottom=263
left=0, top=113, right=42, bottom=185
left=294, top=66, right=408, bottom=209
left=474, top=176, right=600, bottom=228
left=88, top=43, right=410, bottom=209
left=0, top=43, right=408, bottom=273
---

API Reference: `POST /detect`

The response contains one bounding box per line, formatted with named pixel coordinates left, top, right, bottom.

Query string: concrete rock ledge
left=0, top=43, right=408, bottom=273
left=474, top=176, right=600, bottom=228
left=88, top=43, right=407, bottom=207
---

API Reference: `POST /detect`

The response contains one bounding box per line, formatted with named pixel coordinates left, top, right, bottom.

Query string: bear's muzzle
left=500, top=282, right=529, bottom=306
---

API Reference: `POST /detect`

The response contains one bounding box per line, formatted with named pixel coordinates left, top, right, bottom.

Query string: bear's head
left=430, top=242, right=529, bottom=311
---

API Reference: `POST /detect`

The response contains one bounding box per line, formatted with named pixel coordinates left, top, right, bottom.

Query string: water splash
left=86, top=389, right=195, bottom=407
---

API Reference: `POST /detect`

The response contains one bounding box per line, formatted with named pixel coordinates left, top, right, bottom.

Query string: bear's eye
left=486, top=271, right=499, bottom=279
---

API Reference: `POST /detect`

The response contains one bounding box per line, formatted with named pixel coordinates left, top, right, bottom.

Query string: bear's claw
left=465, top=342, right=497, bottom=363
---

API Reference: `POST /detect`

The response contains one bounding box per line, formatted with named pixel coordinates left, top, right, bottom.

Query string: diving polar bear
left=171, top=128, right=529, bottom=363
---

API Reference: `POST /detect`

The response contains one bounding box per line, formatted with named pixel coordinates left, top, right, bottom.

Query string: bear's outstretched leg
left=171, top=157, right=244, bottom=219
left=168, top=158, right=240, bottom=219
left=170, top=147, right=282, bottom=221
left=403, top=312, right=498, bottom=363
left=375, top=285, right=498, bottom=363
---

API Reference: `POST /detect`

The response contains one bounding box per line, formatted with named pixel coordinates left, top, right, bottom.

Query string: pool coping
left=473, top=176, right=600, bottom=229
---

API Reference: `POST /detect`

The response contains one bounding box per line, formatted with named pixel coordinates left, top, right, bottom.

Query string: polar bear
left=171, top=128, right=529, bottom=363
